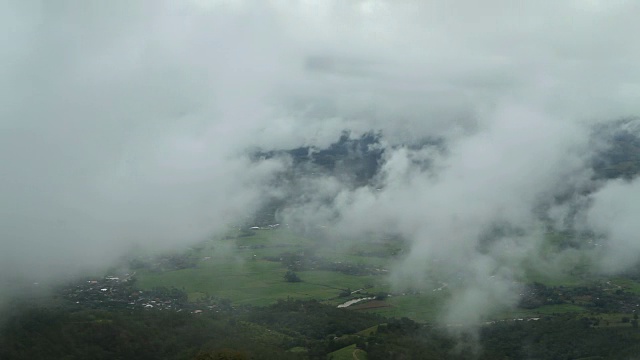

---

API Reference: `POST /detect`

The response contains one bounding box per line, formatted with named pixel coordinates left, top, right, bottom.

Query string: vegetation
left=133, top=229, right=394, bottom=307
left=284, top=270, right=302, bottom=283
left=6, top=296, right=640, bottom=360
left=5, top=227, right=640, bottom=359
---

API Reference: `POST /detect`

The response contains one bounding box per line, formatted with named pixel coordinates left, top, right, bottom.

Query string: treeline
left=519, top=282, right=640, bottom=314
left=0, top=305, right=303, bottom=360
left=265, top=252, right=385, bottom=276
left=129, top=253, right=198, bottom=272
left=479, top=314, right=640, bottom=359
left=3, top=298, right=640, bottom=359
left=0, top=299, right=384, bottom=360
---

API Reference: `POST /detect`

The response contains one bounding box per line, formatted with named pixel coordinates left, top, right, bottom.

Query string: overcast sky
left=2, top=0, right=640, bottom=319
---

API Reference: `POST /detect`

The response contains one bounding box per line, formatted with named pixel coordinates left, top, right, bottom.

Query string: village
left=57, top=273, right=226, bottom=315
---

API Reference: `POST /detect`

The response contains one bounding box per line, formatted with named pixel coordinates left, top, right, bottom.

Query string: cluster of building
left=58, top=274, right=208, bottom=314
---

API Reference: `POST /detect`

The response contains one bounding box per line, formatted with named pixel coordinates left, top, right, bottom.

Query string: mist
left=2, top=0, right=640, bottom=325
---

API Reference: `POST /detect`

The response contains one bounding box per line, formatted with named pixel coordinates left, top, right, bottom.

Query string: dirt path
left=353, top=349, right=365, bottom=360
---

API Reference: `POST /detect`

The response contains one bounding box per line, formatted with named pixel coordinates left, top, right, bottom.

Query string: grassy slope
left=328, top=344, right=368, bottom=360
left=363, top=294, right=447, bottom=323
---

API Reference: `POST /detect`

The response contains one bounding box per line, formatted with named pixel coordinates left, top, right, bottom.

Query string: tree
left=284, top=270, right=301, bottom=283
left=194, top=349, right=249, bottom=360
left=375, top=292, right=388, bottom=301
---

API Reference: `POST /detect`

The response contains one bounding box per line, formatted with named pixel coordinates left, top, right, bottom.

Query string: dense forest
left=2, top=295, right=640, bottom=360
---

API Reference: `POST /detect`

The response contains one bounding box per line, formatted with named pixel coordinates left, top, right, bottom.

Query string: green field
left=135, top=229, right=455, bottom=321
left=609, top=277, right=640, bottom=294
left=363, top=293, right=448, bottom=323
left=134, top=228, right=640, bottom=325
left=328, top=344, right=368, bottom=360
left=138, top=261, right=389, bottom=306
left=136, top=229, right=394, bottom=306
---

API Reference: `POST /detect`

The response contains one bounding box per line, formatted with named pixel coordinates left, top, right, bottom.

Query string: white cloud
left=2, top=0, right=640, bottom=321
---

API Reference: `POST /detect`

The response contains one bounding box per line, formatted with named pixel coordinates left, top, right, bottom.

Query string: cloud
left=0, top=1, right=293, bottom=286
left=2, top=0, right=640, bottom=324
left=585, top=178, right=640, bottom=273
